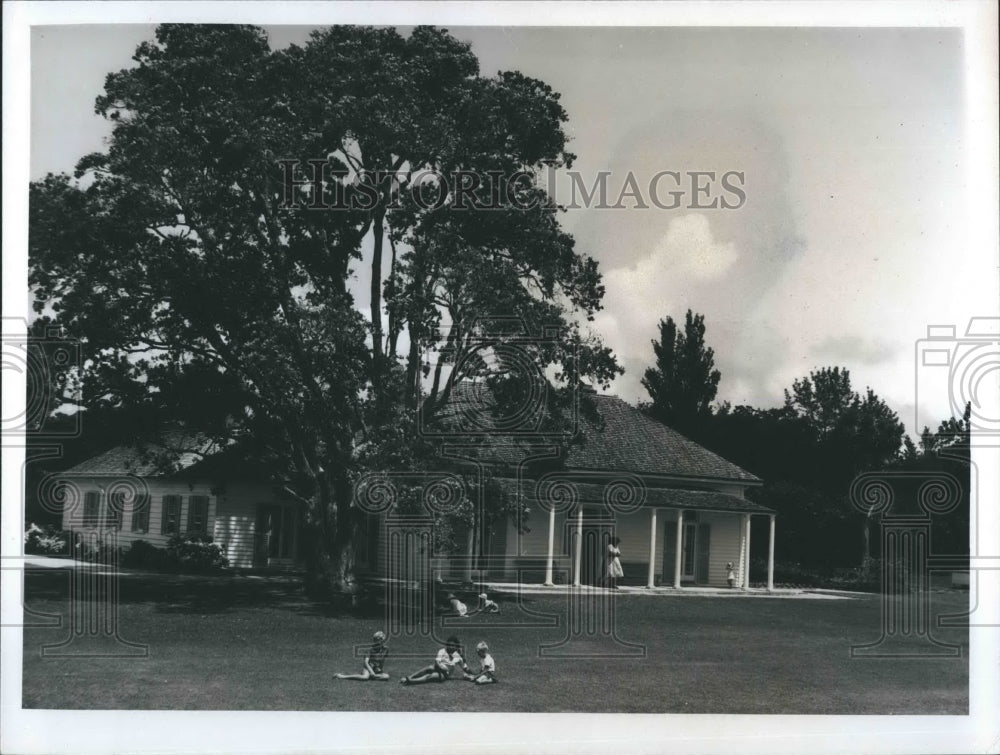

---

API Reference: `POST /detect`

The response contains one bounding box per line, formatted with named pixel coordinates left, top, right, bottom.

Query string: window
left=186, top=495, right=209, bottom=536
left=131, top=493, right=150, bottom=533
left=82, top=491, right=101, bottom=527
left=106, top=490, right=126, bottom=531
left=161, top=495, right=182, bottom=536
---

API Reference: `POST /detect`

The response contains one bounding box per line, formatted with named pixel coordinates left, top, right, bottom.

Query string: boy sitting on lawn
left=400, top=635, right=469, bottom=685
left=335, top=630, right=390, bottom=681
left=463, top=640, right=498, bottom=684
left=474, top=592, right=500, bottom=614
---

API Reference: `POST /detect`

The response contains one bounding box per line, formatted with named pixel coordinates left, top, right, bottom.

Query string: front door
left=580, top=511, right=615, bottom=586
left=681, top=522, right=698, bottom=580
left=663, top=517, right=712, bottom=585
left=254, top=504, right=297, bottom=566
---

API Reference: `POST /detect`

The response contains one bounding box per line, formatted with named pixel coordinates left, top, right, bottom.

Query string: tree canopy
left=29, top=24, right=619, bottom=596
left=640, top=309, right=721, bottom=438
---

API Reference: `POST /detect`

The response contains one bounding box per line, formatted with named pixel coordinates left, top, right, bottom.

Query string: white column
left=544, top=504, right=556, bottom=586
left=743, top=514, right=752, bottom=589
left=673, top=509, right=684, bottom=588
left=464, top=525, right=475, bottom=582
left=573, top=506, right=583, bottom=587
left=767, top=514, right=776, bottom=592
left=647, top=508, right=658, bottom=588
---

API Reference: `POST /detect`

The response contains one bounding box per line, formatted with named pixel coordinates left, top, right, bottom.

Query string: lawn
left=20, top=568, right=968, bottom=713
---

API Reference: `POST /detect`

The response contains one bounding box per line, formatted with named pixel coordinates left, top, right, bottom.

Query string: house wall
left=700, top=511, right=742, bottom=588
left=60, top=476, right=298, bottom=569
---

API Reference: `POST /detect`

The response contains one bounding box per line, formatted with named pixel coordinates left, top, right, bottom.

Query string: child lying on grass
left=335, top=630, right=389, bottom=681
left=399, top=635, right=469, bottom=685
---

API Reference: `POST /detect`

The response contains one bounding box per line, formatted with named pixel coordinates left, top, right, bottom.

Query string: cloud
left=611, top=214, right=739, bottom=290
left=593, top=214, right=742, bottom=402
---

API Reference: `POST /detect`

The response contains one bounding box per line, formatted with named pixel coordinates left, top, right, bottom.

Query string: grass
left=21, top=568, right=968, bottom=713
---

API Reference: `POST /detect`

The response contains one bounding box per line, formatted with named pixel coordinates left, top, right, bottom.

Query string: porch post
left=743, top=514, right=752, bottom=589
left=767, top=514, right=776, bottom=592
left=573, top=506, right=583, bottom=587
left=673, top=509, right=684, bottom=588
left=464, top=526, right=475, bottom=582
left=647, top=507, right=658, bottom=588
left=544, top=503, right=556, bottom=586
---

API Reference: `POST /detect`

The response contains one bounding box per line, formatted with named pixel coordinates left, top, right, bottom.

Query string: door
left=681, top=522, right=698, bottom=580
left=255, top=504, right=296, bottom=566
left=580, top=511, right=614, bottom=586
left=664, top=518, right=711, bottom=584
left=695, top=523, right=711, bottom=585
left=663, top=521, right=677, bottom=585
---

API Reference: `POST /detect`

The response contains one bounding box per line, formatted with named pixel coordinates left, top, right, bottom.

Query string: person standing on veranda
left=606, top=536, right=624, bottom=589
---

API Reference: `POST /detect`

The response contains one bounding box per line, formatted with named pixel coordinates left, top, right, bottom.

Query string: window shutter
left=162, top=495, right=181, bottom=535
left=695, top=523, right=711, bottom=584
left=83, top=492, right=100, bottom=527
left=131, top=493, right=150, bottom=533
left=187, top=495, right=209, bottom=535
left=107, top=491, right=125, bottom=531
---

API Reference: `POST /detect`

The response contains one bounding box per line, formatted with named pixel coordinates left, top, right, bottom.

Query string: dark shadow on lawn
left=23, top=568, right=535, bottom=620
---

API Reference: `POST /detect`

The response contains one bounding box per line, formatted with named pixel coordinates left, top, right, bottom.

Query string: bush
left=120, top=539, right=166, bottom=570
left=759, top=558, right=879, bottom=592
left=24, top=523, right=69, bottom=556
left=165, top=533, right=228, bottom=572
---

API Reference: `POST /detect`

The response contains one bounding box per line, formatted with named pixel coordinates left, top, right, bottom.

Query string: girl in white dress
left=606, top=536, right=624, bottom=589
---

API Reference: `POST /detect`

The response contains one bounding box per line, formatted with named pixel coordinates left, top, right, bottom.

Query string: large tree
left=641, top=309, right=721, bottom=437
left=28, top=24, right=618, bottom=597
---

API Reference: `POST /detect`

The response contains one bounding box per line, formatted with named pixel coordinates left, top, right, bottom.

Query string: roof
left=497, top=478, right=773, bottom=514
left=60, top=430, right=219, bottom=477
left=566, top=395, right=759, bottom=483
left=434, top=386, right=759, bottom=484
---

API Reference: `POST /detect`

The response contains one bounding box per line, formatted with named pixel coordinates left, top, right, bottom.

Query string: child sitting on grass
left=335, top=630, right=389, bottom=681
left=400, top=635, right=469, bottom=685
left=463, top=640, right=498, bottom=684
left=474, top=592, right=500, bottom=614
left=443, top=592, right=469, bottom=617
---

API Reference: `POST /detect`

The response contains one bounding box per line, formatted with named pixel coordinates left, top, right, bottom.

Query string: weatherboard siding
left=60, top=477, right=297, bottom=569
left=61, top=477, right=217, bottom=549
left=701, top=511, right=741, bottom=587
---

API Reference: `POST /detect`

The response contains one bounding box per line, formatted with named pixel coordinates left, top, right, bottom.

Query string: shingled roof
left=566, top=395, right=759, bottom=483
left=435, top=386, right=759, bottom=484
left=60, top=430, right=219, bottom=477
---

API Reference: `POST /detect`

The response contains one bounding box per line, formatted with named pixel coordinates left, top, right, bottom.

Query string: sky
left=27, top=23, right=997, bottom=439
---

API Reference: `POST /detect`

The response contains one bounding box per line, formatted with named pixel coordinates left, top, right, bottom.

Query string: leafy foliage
left=28, top=24, right=619, bottom=596
left=641, top=310, right=720, bottom=437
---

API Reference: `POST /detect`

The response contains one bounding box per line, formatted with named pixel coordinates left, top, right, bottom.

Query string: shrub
left=759, top=558, right=879, bottom=592
left=165, top=533, right=228, bottom=572
left=120, top=539, right=166, bottom=570
left=24, top=523, right=69, bottom=556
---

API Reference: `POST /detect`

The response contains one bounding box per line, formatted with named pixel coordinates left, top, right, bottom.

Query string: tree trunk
left=861, top=518, right=872, bottom=578
left=302, top=482, right=360, bottom=603
left=369, top=205, right=387, bottom=382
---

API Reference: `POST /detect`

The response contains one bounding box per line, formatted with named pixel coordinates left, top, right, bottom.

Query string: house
left=58, top=395, right=776, bottom=588
left=58, top=432, right=301, bottom=569
left=366, top=392, right=775, bottom=590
